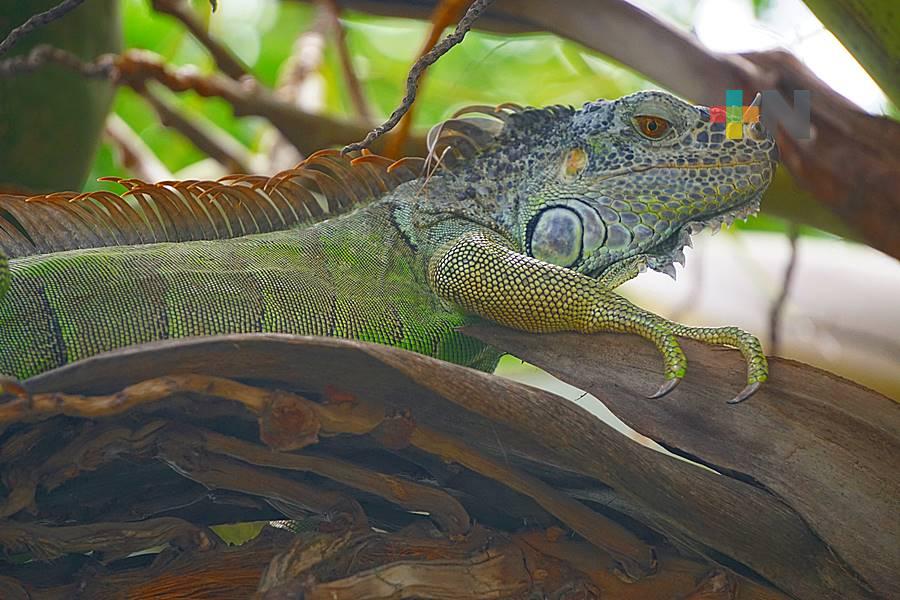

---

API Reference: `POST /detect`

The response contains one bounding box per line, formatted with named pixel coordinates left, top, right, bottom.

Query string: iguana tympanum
left=0, top=91, right=777, bottom=403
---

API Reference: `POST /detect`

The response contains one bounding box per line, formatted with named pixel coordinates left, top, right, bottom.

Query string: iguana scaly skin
left=0, top=91, right=777, bottom=402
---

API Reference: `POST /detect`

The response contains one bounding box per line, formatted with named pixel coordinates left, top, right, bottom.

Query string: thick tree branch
left=464, top=324, right=899, bottom=599
left=20, top=333, right=896, bottom=598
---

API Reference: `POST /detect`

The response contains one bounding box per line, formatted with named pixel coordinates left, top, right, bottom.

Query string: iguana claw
left=728, top=381, right=761, bottom=404
left=648, top=377, right=681, bottom=399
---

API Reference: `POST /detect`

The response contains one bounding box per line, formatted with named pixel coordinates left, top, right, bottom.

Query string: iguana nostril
left=748, top=120, right=768, bottom=141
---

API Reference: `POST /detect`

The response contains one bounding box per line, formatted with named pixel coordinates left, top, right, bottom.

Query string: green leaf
left=211, top=521, right=268, bottom=545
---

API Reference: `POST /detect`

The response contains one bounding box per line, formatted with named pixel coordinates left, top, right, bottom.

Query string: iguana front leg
left=428, top=231, right=767, bottom=403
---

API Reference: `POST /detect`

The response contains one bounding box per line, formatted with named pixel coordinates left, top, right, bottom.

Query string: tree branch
left=768, top=224, right=799, bottom=353
left=20, top=333, right=896, bottom=598
left=0, top=44, right=116, bottom=79
left=140, top=84, right=253, bottom=174
left=104, top=113, right=174, bottom=182
left=151, top=0, right=250, bottom=81
left=0, top=0, right=87, bottom=56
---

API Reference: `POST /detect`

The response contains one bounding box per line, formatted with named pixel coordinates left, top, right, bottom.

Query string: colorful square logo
left=711, top=90, right=760, bottom=140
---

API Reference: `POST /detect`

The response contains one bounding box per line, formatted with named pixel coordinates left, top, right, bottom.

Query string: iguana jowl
left=0, top=91, right=777, bottom=402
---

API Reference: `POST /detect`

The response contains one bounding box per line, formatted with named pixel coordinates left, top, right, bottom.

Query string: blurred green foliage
left=86, top=0, right=649, bottom=190
left=751, top=0, right=774, bottom=16
left=82, top=0, right=812, bottom=236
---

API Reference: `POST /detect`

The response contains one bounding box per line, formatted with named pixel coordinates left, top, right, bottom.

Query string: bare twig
left=341, top=0, right=494, bottom=153
left=0, top=0, right=87, bottom=56
left=768, top=224, right=800, bottom=354
left=275, top=10, right=329, bottom=104
left=151, top=0, right=249, bottom=80
left=319, top=0, right=372, bottom=121
left=141, top=84, right=253, bottom=173
left=0, top=45, right=418, bottom=156
left=0, top=44, right=117, bottom=78
left=669, top=249, right=705, bottom=322
left=385, top=0, right=472, bottom=158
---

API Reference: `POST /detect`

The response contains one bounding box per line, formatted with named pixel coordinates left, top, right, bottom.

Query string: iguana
left=0, top=91, right=776, bottom=403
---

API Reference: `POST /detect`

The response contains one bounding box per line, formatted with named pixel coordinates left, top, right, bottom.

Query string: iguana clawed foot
left=593, top=256, right=767, bottom=402
left=648, top=323, right=768, bottom=403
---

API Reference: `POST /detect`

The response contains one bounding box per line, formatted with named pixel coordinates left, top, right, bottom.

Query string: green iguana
left=0, top=91, right=777, bottom=403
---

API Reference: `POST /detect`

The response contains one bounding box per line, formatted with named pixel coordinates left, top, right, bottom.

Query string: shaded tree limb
left=2, top=373, right=655, bottom=578
left=0, top=517, right=215, bottom=562
left=0, top=0, right=86, bottom=56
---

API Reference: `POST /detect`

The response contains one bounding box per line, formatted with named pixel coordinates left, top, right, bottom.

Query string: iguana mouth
left=595, top=159, right=773, bottom=182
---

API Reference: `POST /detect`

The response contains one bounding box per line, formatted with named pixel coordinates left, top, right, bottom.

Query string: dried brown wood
left=0, top=332, right=892, bottom=598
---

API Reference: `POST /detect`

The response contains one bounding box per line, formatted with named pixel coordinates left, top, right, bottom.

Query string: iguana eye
left=528, top=207, right=583, bottom=267
left=560, top=148, right=588, bottom=181
left=634, top=115, right=671, bottom=139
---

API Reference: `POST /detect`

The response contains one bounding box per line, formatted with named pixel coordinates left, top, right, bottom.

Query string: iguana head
left=516, top=90, right=778, bottom=278
left=421, top=90, right=776, bottom=278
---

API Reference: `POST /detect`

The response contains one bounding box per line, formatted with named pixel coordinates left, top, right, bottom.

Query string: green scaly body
left=0, top=91, right=778, bottom=402
left=2, top=203, right=500, bottom=377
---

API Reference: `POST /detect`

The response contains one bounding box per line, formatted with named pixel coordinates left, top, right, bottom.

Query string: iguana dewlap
left=0, top=91, right=777, bottom=403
